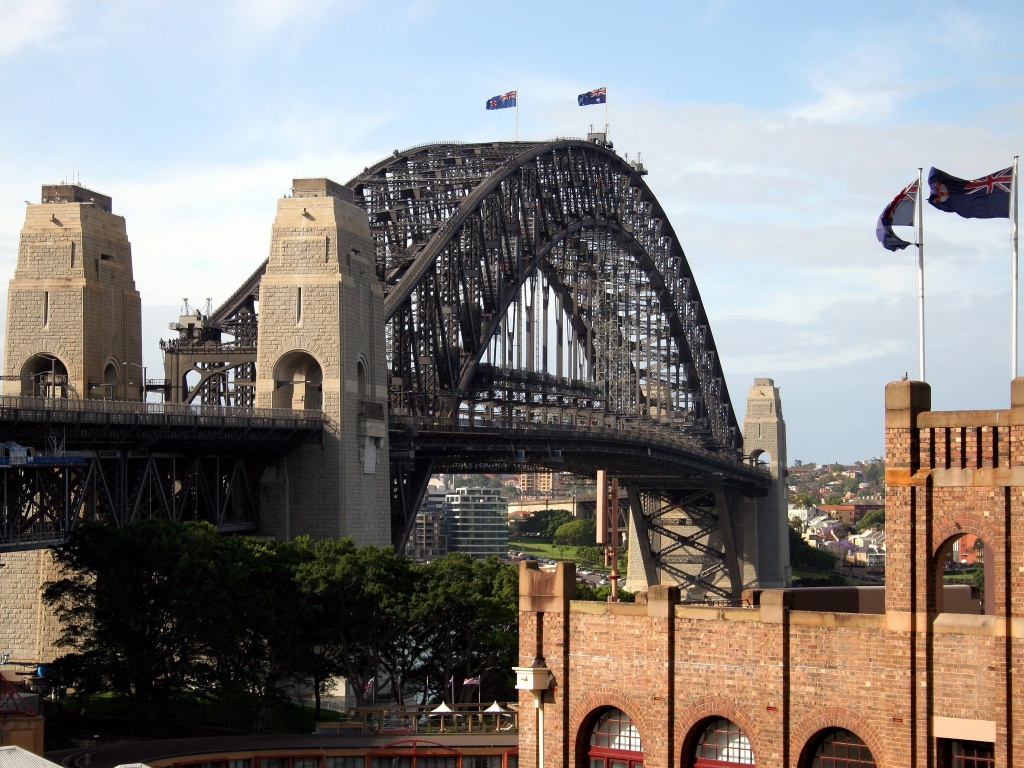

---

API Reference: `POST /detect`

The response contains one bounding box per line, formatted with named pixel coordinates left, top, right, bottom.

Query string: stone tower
left=255, top=178, right=390, bottom=546
left=741, top=377, right=790, bottom=587
left=4, top=185, right=143, bottom=400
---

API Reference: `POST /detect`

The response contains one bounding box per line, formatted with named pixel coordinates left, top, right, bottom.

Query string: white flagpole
left=1012, top=156, right=1019, bottom=379
left=604, top=87, right=609, bottom=137
left=916, top=168, right=926, bottom=382
left=515, top=90, right=519, bottom=142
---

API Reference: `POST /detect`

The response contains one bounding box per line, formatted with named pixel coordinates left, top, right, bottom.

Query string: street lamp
left=122, top=362, right=147, bottom=401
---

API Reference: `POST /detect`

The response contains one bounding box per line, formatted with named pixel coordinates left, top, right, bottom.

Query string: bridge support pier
left=741, top=378, right=790, bottom=588
left=255, top=179, right=390, bottom=545
left=3, top=184, right=142, bottom=400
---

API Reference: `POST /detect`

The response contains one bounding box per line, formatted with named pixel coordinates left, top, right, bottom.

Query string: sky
left=1, top=0, right=1022, bottom=465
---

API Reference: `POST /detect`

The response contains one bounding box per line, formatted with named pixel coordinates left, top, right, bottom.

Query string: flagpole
left=916, top=167, right=926, bottom=382
left=1012, top=155, right=1019, bottom=379
left=604, top=87, right=609, bottom=137
left=515, top=90, right=519, bottom=142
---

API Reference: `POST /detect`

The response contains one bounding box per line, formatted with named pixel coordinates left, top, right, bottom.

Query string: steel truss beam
left=0, top=452, right=263, bottom=551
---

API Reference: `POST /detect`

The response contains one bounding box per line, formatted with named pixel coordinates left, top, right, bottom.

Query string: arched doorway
left=20, top=354, right=69, bottom=398
left=801, top=728, right=876, bottom=768
left=272, top=351, right=323, bottom=410
left=686, top=717, right=754, bottom=766
left=583, top=707, right=644, bottom=768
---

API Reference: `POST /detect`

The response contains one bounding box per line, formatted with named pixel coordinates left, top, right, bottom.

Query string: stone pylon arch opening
left=273, top=351, right=323, bottom=410
left=749, top=448, right=772, bottom=470
left=20, top=354, right=69, bottom=398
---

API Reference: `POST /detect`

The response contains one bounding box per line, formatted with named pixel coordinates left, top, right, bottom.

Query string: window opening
left=586, top=708, right=644, bottom=768
left=808, top=728, right=875, bottom=768
left=693, top=718, right=754, bottom=766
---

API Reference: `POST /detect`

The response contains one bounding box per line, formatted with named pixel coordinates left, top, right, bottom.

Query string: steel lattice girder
left=348, top=140, right=738, bottom=452
left=0, top=454, right=263, bottom=551
left=349, top=140, right=765, bottom=593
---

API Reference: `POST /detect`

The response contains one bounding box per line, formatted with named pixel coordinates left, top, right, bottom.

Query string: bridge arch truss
left=348, top=140, right=768, bottom=597
left=351, top=140, right=737, bottom=448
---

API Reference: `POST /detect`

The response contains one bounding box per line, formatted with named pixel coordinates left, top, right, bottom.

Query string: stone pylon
left=255, top=178, right=390, bottom=545
left=741, top=377, right=790, bottom=587
left=4, top=185, right=142, bottom=400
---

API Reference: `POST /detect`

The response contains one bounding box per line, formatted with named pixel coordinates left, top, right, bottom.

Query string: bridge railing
left=0, top=395, right=324, bottom=429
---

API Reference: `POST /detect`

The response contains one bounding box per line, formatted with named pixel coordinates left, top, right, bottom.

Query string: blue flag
left=577, top=87, right=606, bottom=106
left=876, top=180, right=918, bottom=252
left=486, top=91, right=517, bottom=110
left=928, top=166, right=1012, bottom=219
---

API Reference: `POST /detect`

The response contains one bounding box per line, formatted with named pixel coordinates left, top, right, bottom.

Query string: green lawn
left=509, top=536, right=570, bottom=560
left=508, top=537, right=610, bottom=571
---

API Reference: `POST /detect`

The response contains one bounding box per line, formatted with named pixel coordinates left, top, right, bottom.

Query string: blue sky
left=1, top=0, right=1023, bottom=463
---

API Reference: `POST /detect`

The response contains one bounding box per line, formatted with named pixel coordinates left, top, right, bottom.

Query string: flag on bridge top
left=578, top=87, right=607, bottom=106
left=486, top=91, right=517, bottom=110
left=463, top=677, right=480, bottom=686
left=928, top=166, right=1012, bottom=219
left=364, top=679, right=373, bottom=693
left=876, top=179, right=918, bottom=252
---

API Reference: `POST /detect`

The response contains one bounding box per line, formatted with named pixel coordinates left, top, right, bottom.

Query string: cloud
left=0, top=0, right=68, bottom=54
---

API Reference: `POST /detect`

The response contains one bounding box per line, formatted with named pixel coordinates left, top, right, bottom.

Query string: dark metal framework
left=348, top=139, right=766, bottom=595
left=0, top=397, right=321, bottom=550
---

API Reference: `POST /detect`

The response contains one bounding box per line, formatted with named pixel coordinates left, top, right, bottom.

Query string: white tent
left=0, top=747, right=64, bottom=768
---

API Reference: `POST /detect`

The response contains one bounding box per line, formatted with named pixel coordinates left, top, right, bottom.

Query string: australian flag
left=928, top=166, right=1012, bottom=219
left=876, top=180, right=918, bottom=252
left=486, top=91, right=517, bottom=110
left=578, top=87, right=607, bottom=106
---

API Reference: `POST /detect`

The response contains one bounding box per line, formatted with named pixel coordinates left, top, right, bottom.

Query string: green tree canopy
left=788, top=526, right=837, bottom=572
left=857, top=508, right=885, bottom=531
left=44, top=522, right=521, bottom=725
left=512, top=508, right=574, bottom=539
left=553, top=518, right=596, bottom=547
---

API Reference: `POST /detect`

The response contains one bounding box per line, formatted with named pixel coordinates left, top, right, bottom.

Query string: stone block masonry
left=3, top=186, right=142, bottom=400
left=255, top=179, right=390, bottom=545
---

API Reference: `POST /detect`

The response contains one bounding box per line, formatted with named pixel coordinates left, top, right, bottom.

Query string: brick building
left=515, top=378, right=1022, bottom=767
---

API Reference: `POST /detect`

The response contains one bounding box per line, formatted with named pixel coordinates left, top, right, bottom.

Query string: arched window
left=587, top=708, right=643, bottom=768
left=692, top=718, right=754, bottom=766
left=357, top=359, right=368, bottom=399
left=806, top=728, right=875, bottom=768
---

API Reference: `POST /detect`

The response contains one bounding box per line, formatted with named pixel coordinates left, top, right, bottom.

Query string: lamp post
left=122, top=362, right=147, bottom=402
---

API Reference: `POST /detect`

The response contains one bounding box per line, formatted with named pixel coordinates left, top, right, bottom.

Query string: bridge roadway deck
left=389, top=415, right=770, bottom=494
left=0, top=396, right=323, bottom=456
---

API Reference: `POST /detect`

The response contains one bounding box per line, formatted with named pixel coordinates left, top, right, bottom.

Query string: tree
left=573, top=545, right=604, bottom=567
left=553, top=518, right=596, bottom=547
left=858, top=509, right=885, bottom=531
left=788, top=527, right=837, bottom=572
left=294, top=541, right=411, bottom=707
left=44, top=521, right=262, bottom=717
left=512, top=508, right=574, bottom=539
left=790, top=492, right=815, bottom=509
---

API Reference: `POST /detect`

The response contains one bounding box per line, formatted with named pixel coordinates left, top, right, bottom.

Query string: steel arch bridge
left=169, top=138, right=772, bottom=598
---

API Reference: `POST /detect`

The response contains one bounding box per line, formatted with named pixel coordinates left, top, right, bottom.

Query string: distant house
left=818, top=498, right=884, bottom=526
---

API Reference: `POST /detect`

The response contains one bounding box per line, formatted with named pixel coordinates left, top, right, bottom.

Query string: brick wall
left=520, top=378, right=1024, bottom=767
